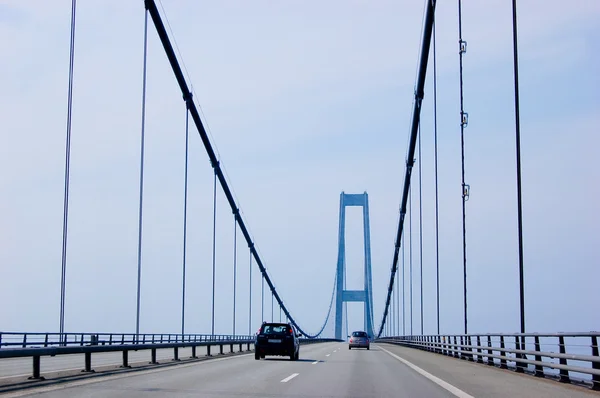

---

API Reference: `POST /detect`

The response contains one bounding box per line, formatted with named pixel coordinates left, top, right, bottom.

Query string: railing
left=377, top=332, right=600, bottom=390
left=0, top=331, right=339, bottom=381
left=0, top=332, right=253, bottom=348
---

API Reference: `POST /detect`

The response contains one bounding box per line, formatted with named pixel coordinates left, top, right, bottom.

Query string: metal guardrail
left=0, top=332, right=340, bottom=381
left=377, top=332, right=600, bottom=390
left=0, top=332, right=253, bottom=348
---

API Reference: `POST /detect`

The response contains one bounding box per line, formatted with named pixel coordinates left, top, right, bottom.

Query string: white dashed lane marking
left=281, top=373, right=299, bottom=383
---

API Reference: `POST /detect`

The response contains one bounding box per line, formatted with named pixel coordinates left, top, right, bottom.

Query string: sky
left=0, top=0, right=598, bottom=338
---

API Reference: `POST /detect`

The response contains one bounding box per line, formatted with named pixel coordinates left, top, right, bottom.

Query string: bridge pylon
left=334, top=192, right=374, bottom=340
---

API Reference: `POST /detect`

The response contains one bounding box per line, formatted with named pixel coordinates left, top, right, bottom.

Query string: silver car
left=348, top=331, right=370, bottom=350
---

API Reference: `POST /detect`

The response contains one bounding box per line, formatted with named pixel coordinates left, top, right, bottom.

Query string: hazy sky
left=1, top=1, right=598, bottom=337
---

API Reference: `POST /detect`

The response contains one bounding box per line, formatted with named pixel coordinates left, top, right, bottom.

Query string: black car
left=255, top=322, right=300, bottom=360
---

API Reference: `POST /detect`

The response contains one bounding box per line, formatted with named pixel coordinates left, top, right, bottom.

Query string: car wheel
left=260, top=354, right=265, bottom=358
left=255, top=352, right=260, bottom=360
left=367, top=346, right=370, bottom=350
left=348, top=346, right=351, bottom=350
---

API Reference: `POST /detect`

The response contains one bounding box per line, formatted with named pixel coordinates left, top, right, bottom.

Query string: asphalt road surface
left=2, top=342, right=599, bottom=397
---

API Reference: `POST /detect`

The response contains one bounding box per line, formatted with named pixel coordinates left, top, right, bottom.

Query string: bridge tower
left=335, top=192, right=374, bottom=340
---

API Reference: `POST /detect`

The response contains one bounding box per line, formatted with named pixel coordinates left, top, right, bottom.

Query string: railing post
left=28, top=356, right=44, bottom=380
left=44, top=334, right=49, bottom=348
left=453, top=336, right=459, bottom=358
left=220, top=344, right=224, bottom=355
left=173, top=347, right=180, bottom=361
left=534, top=335, right=544, bottom=377
left=515, top=336, right=524, bottom=373
left=22, top=334, right=27, bottom=348
left=83, top=352, right=94, bottom=373
left=207, top=345, right=211, bottom=356
left=486, top=336, right=493, bottom=366
left=230, top=343, right=234, bottom=353
left=239, top=343, right=243, bottom=352
left=121, top=350, right=131, bottom=368
left=150, top=348, right=158, bottom=364
left=467, top=335, right=473, bottom=361
left=191, top=345, right=197, bottom=358
left=476, top=335, right=483, bottom=363
left=247, top=342, right=251, bottom=351
left=459, top=336, right=464, bottom=360
left=591, top=335, right=600, bottom=390
left=499, top=336, right=507, bottom=369
left=558, top=336, right=570, bottom=383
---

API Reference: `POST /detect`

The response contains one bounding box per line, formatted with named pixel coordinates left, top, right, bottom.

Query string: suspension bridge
left=1, top=0, right=599, bottom=396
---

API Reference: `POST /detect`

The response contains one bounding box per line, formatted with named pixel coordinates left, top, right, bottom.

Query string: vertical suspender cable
left=458, top=0, right=468, bottom=335
left=135, top=8, right=149, bottom=340
left=261, top=277, right=264, bottom=322
left=211, top=172, right=217, bottom=336
left=181, top=104, right=190, bottom=335
left=248, top=250, right=252, bottom=334
left=59, top=0, right=77, bottom=341
left=409, top=184, right=413, bottom=336
left=433, top=17, right=441, bottom=336
left=402, top=230, right=405, bottom=336
left=511, top=0, right=526, bottom=336
left=233, top=216, right=237, bottom=335
left=418, top=122, right=424, bottom=335
left=271, top=292, right=274, bottom=322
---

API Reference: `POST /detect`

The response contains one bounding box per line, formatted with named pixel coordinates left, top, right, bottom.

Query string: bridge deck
left=2, top=342, right=598, bottom=397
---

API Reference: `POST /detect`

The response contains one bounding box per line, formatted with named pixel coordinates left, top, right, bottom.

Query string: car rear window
left=261, top=324, right=292, bottom=335
left=352, top=331, right=367, bottom=337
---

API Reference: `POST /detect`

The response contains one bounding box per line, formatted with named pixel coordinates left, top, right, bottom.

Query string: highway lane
left=3, top=342, right=599, bottom=397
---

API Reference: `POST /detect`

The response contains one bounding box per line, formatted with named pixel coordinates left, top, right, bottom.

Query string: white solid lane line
left=378, top=346, right=474, bottom=398
left=325, top=354, right=330, bottom=357
left=280, top=373, right=299, bottom=383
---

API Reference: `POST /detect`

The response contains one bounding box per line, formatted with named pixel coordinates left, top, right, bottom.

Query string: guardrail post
left=44, top=334, right=49, bottom=347
left=453, top=336, right=458, bottom=358
left=207, top=345, right=212, bottom=356
left=28, top=356, right=44, bottom=380
left=558, top=336, right=570, bottom=383
left=247, top=342, right=251, bottom=351
left=499, top=336, right=507, bottom=369
left=173, top=347, right=180, bottom=361
left=22, top=334, right=27, bottom=348
left=591, top=335, right=600, bottom=390
left=121, top=350, right=131, bottom=368
left=515, top=336, right=524, bottom=373
left=476, top=336, right=483, bottom=363
left=466, top=335, right=473, bottom=361
left=220, top=344, right=224, bottom=355
left=533, top=335, right=544, bottom=377
left=230, top=343, right=234, bottom=353
left=82, top=352, right=94, bottom=373
left=486, top=336, right=493, bottom=366
left=150, top=348, right=158, bottom=364
left=459, top=336, right=464, bottom=360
